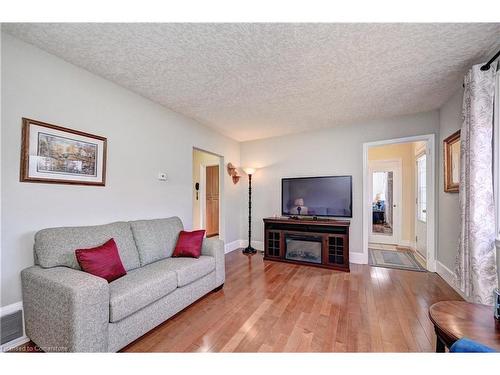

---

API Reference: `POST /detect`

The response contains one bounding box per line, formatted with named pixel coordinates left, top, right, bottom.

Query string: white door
left=369, top=160, right=402, bottom=245
left=415, top=153, right=427, bottom=259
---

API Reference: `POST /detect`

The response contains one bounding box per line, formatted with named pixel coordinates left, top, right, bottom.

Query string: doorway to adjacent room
left=363, top=135, right=435, bottom=272
left=192, top=148, right=223, bottom=238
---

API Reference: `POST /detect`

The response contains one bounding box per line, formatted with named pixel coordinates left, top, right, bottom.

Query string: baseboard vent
left=1, top=310, right=23, bottom=345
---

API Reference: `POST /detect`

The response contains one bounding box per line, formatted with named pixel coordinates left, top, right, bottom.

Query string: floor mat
left=369, top=248, right=426, bottom=272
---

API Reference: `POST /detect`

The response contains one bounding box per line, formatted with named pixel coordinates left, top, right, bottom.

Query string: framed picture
left=443, top=129, right=460, bottom=193
left=20, top=118, right=107, bottom=186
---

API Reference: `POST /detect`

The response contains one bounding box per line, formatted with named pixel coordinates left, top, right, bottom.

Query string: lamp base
left=242, top=246, right=257, bottom=255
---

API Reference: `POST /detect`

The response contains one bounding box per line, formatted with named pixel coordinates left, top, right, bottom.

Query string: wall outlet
left=158, top=172, right=167, bottom=181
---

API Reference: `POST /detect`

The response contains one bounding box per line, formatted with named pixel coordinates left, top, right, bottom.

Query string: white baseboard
left=0, top=301, right=28, bottom=352
left=0, top=335, right=29, bottom=352
left=436, top=261, right=466, bottom=299
left=349, top=251, right=368, bottom=264
left=399, top=240, right=416, bottom=249
left=224, top=240, right=243, bottom=254
left=225, top=240, right=264, bottom=253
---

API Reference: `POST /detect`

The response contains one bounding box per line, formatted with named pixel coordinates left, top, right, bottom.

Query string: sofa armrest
left=21, top=266, right=109, bottom=352
left=201, top=237, right=225, bottom=286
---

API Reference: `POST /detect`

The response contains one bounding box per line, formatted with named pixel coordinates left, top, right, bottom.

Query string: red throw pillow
left=75, top=238, right=127, bottom=282
left=172, top=230, right=205, bottom=258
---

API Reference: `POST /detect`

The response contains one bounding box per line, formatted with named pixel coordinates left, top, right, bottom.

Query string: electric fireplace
left=263, top=217, right=350, bottom=272
left=285, top=234, right=322, bottom=264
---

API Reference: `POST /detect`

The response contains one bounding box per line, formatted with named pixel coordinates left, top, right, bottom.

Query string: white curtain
left=455, top=61, right=498, bottom=305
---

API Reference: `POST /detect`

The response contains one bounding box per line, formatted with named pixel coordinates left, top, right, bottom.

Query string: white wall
left=437, top=89, right=463, bottom=270
left=240, top=111, right=440, bottom=258
left=0, top=33, right=242, bottom=307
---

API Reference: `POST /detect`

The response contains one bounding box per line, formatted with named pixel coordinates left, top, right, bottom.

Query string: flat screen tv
left=281, top=176, right=352, bottom=218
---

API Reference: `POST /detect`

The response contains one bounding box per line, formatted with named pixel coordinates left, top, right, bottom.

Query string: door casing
left=415, top=152, right=427, bottom=260
left=362, top=134, right=436, bottom=272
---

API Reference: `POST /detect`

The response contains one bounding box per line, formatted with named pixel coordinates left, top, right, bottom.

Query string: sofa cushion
left=172, top=230, right=205, bottom=258
left=75, top=238, right=127, bottom=282
left=35, top=222, right=140, bottom=271
left=109, top=260, right=178, bottom=322
left=129, top=217, right=184, bottom=266
left=160, top=256, right=216, bottom=287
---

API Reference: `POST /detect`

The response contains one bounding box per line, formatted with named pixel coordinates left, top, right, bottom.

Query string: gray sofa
left=21, top=217, right=225, bottom=352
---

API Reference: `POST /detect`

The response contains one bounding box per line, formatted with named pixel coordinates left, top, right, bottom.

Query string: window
left=417, top=154, right=427, bottom=222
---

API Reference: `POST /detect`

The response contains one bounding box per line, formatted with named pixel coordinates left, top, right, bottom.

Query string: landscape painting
left=21, top=118, right=107, bottom=186
left=37, top=133, right=98, bottom=177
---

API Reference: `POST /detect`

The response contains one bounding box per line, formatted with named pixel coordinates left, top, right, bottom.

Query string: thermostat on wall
left=158, top=172, right=167, bottom=181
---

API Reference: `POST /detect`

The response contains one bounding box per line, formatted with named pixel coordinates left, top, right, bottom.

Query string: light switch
left=158, top=172, right=167, bottom=181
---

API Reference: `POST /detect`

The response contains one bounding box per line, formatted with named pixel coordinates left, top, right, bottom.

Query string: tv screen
left=282, top=176, right=352, bottom=218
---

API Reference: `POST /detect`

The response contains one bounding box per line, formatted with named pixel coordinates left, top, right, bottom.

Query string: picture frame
left=20, top=118, right=107, bottom=186
left=443, top=129, right=460, bottom=193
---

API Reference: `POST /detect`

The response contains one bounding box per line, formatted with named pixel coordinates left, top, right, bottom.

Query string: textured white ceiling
left=4, top=23, right=500, bottom=141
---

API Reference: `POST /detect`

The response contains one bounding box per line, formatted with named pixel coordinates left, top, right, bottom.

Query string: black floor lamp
left=242, top=167, right=257, bottom=254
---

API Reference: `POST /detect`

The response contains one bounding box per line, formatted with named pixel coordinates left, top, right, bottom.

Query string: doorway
left=205, top=165, right=219, bottom=237
left=192, top=148, right=223, bottom=239
left=363, top=135, right=435, bottom=272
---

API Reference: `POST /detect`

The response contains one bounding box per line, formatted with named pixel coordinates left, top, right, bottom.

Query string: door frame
left=193, top=147, right=224, bottom=242
left=200, top=163, right=220, bottom=235
left=362, top=134, right=436, bottom=272
left=368, top=159, right=402, bottom=245
left=414, top=151, right=427, bottom=261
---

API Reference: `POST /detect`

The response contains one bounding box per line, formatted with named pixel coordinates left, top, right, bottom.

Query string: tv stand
left=263, top=217, right=350, bottom=272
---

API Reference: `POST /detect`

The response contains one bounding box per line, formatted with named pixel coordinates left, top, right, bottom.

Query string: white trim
left=0, top=301, right=23, bottom=316
left=0, top=301, right=28, bottom=352
left=0, top=335, right=29, bottom=352
left=368, top=158, right=402, bottom=245
left=225, top=240, right=265, bottom=253
left=436, top=261, right=466, bottom=300
left=415, top=151, right=428, bottom=260
left=199, top=164, right=206, bottom=229
left=349, top=252, right=366, bottom=264
left=363, top=134, right=436, bottom=271
left=399, top=240, right=416, bottom=249
left=224, top=240, right=243, bottom=253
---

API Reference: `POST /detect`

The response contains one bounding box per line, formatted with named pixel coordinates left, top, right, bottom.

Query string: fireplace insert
left=284, top=233, right=322, bottom=264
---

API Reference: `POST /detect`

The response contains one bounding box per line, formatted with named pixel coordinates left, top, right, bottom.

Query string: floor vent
left=1, top=310, right=23, bottom=345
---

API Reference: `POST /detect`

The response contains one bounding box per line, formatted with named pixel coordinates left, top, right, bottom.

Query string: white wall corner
left=436, top=261, right=466, bottom=300
left=0, top=301, right=29, bottom=352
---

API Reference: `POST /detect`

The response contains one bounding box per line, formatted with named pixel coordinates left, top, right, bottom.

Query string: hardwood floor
left=121, top=250, right=462, bottom=352
left=15, top=250, right=462, bottom=353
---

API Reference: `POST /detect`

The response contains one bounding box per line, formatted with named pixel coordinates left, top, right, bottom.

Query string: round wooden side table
left=429, top=300, right=500, bottom=352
